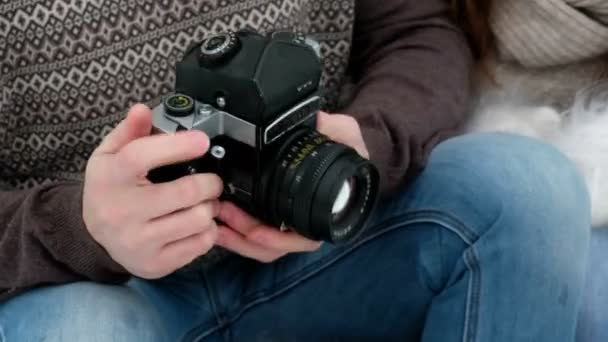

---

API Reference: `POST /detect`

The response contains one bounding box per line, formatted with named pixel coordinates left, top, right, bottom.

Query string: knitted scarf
left=468, top=0, right=608, bottom=227
left=491, top=0, right=608, bottom=67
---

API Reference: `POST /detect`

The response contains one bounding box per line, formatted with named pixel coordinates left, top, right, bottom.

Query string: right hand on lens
left=82, top=104, right=223, bottom=279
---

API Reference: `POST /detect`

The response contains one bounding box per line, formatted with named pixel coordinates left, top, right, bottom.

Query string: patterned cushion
left=0, top=0, right=355, bottom=189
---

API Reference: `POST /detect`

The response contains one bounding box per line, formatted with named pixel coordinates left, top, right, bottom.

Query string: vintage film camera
left=148, top=30, right=379, bottom=244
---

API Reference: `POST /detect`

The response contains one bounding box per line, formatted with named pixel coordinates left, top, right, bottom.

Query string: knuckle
left=304, top=240, right=322, bottom=250
left=258, top=257, right=271, bottom=263
left=117, top=148, right=142, bottom=174
left=193, top=203, right=214, bottom=224
left=178, top=177, right=202, bottom=204
left=96, top=205, right=120, bottom=225
left=84, top=159, right=108, bottom=183
left=199, top=233, right=216, bottom=253
left=259, top=253, right=281, bottom=263
left=139, top=261, right=164, bottom=279
left=137, top=225, right=156, bottom=244
left=120, top=235, right=140, bottom=255
left=201, top=174, right=223, bottom=198
left=346, top=115, right=357, bottom=125
left=307, top=243, right=322, bottom=252
left=100, top=203, right=131, bottom=226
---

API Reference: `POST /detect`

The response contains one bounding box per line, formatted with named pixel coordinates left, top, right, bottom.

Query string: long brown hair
left=450, top=0, right=495, bottom=61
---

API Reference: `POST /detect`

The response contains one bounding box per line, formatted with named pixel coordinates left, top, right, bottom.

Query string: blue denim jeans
left=577, top=227, right=608, bottom=342
left=0, top=133, right=592, bottom=342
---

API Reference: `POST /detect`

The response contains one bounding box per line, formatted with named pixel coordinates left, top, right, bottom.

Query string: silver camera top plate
left=152, top=99, right=257, bottom=147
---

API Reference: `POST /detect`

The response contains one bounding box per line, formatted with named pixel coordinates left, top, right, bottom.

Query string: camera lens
left=164, top=94, right=194, bottom=117
left=261, top=129, right=379, bottom=244
left=331, top=177, right=355, bottom=223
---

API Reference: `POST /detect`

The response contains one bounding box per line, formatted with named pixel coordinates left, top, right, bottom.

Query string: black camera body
left=149, top=30, right=379, bottom=244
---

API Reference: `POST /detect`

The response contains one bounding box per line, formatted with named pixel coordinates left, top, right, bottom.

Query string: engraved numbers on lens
left=290, top=135, right=325, bottom=168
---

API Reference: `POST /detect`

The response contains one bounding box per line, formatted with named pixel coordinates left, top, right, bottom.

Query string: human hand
left=83, top=104, right=223, bottom=279
left=316, top=111, right=369, bottom=159
left=215, top=202, right=322, bottom=263
left=215, top=112, right=369, bottom=262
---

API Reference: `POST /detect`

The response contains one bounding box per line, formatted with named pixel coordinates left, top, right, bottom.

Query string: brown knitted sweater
left=0, top=0, right=472, bottom=300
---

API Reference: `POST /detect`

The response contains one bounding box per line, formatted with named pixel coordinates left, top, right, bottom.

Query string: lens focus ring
left=260, top=129, right=379, bottom=244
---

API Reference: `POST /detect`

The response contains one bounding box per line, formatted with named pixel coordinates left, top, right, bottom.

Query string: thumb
left=317, top=111, right=352, bottom=144
left=316, top=111, right=370, bottom=159
left=316, top=111, right=340, bottom=138
left=96, top=104, right=153, bottom=154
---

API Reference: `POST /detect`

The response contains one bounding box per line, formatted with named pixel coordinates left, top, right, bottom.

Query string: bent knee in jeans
left=0, top=282, right=166, bottom=342
left=372, top=132, right=591, bottom=291
left=377, top=132, right=590, bottom=243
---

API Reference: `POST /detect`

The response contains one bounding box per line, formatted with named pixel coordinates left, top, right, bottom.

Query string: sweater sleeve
left=0, top=181, right=129, bottom=302
left=342, top=0, right=473, bottom=195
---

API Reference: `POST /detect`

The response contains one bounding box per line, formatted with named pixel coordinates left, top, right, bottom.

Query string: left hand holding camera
left=216, top=202, right=322, bottom=262
left=316, top=111, right=370, bottom=160
left=216, top=112, right=369, bottom=262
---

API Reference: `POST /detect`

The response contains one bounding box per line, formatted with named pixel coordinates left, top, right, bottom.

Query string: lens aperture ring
left=260, top=129, right=316, bottom=226
left=276, top=131, right=326, bottom=228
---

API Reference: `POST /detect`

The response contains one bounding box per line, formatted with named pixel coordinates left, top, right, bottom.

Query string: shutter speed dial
left=198, top=32, right=241, bottom=67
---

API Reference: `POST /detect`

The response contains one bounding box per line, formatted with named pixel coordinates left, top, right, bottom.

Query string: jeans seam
left=388, top=211, right=478, bottom=244
left=179, top=270, right=226, bottom=342
left=244, top=209, right=478, bottom=303
left=188, top=209, right=481, bottom=341
left=462, top=246, right=481, bottom=342
left=192, top=210, right=475, bottom=316
left=0, top=321, right=5, bottom=342
left=391, top=210, right=478, bottom=243
left=438, top=225, right=445, bottom=289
